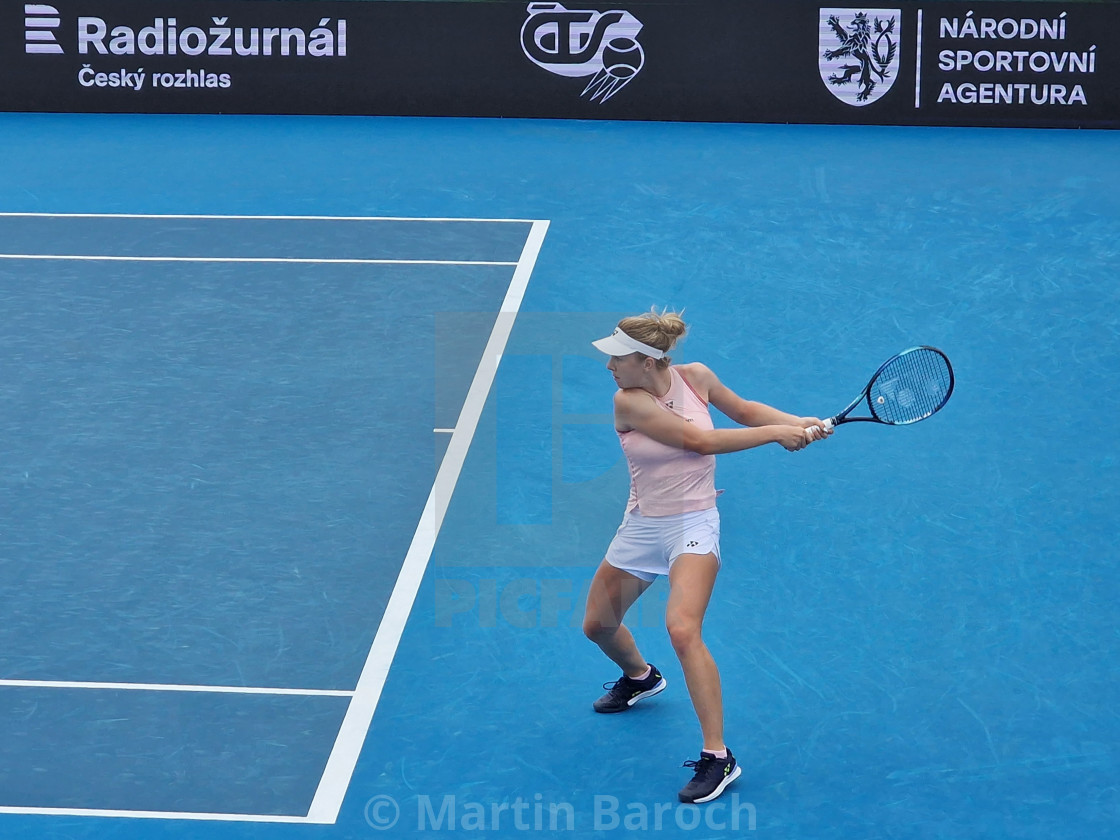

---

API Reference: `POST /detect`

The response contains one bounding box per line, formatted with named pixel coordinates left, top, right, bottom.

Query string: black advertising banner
left=0, top=1, right=1117, bottom=128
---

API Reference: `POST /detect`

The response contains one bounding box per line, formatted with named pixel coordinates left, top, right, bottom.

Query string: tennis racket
left=807, top=346, right=954, bottom=438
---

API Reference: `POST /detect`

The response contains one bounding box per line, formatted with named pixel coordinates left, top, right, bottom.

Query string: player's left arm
left=678, top=363, right=829, bottom=434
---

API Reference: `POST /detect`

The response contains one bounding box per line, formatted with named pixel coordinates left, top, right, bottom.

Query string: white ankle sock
left=703, top=748, right=728, bottom=759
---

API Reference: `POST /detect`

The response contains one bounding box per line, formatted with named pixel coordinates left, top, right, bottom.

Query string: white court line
left=0, top=216, right=550, bottom=824
left=0, top=679, right=352, bottom=698
left=0, top=211, right=538, bottom=223
left=0, top=254, right=517, bottom=266
left=0, top=806, right=312, bottom=824
left=0, top=211, right=527, bottom=264
left=304, top=218, right=550, bottom=825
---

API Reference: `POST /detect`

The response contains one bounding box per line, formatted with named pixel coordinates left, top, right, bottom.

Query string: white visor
left=592, top=327, right=665, bottom=359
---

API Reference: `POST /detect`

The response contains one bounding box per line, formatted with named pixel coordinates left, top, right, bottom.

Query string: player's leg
left=665, top=551, right=723, bottom=748
left=667, top=551, right=742, bottom=803
left=582, top=559, right=653, bottom=676
left=583, top=560, right=666, bottom=713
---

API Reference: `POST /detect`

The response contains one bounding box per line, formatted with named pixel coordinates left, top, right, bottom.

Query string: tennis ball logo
left=601, top=36, right=642, bottom=79
left=521, top=3, right=646, bottom=103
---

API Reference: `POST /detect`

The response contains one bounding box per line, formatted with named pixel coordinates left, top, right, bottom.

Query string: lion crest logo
left=819, top=8, right=900, bottom=106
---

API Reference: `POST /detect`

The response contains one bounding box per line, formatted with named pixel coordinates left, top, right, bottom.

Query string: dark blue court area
left=0, top=114, right=1117, bottom=839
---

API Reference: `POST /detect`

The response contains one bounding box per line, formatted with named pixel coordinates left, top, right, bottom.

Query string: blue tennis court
left=0, top=113, right=1116, bottom=839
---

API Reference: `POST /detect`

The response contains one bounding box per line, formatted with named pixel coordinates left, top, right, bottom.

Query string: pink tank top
left=618, top=367, right=717, bottom=516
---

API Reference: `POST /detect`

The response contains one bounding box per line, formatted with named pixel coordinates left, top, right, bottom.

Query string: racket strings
left=869, top=348, right=952, bottom=424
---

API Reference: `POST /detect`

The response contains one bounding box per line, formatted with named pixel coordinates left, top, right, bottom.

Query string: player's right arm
left=614, top=389, right=811, bottom=454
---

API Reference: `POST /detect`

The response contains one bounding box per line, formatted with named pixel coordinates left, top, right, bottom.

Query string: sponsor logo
left=74, top=16, right=346, bottom=58
left=933, top=12, right=1094, bottom=108
left=17, top=7, right=349, bottom=95
left=819, top=8, right=900, bottom=105
left=521, top=2, right=644, bottom=103
left=26, top=3, right=64, bottom=54
left=19, top=9, right=347, bottom=61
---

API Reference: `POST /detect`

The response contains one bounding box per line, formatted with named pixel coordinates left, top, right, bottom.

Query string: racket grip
left=805, top=418, right=834, bottom=440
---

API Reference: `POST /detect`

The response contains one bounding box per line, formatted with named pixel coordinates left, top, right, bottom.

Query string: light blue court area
left=0, top=114, right=1118, bottom=840
left=0, top=211, right=545, bottom=821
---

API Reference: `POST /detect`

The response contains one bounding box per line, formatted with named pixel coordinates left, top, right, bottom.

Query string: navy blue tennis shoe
left=678, top=749, right=742, bottom=803
left=592, top=664, right=666, bottom=713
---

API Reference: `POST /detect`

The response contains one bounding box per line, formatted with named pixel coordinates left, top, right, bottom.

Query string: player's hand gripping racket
left=807, top=346, right=954, bottom=438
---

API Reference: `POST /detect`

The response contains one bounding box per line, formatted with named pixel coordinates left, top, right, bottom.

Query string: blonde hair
left=617, top=308, right=687, bottom=368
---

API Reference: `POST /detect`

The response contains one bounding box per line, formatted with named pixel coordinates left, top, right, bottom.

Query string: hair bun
left=653, top=310, right=687, bottom=339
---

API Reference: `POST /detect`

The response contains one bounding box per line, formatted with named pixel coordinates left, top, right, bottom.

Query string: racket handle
left=805, top=418, right=834, bottom=440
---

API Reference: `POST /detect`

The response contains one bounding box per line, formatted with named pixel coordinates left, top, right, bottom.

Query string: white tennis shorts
left=604, top=507, right=721, bottom=582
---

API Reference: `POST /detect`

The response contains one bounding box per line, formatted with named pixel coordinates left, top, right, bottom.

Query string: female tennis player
left=583, top=309, right=829, bottom=804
